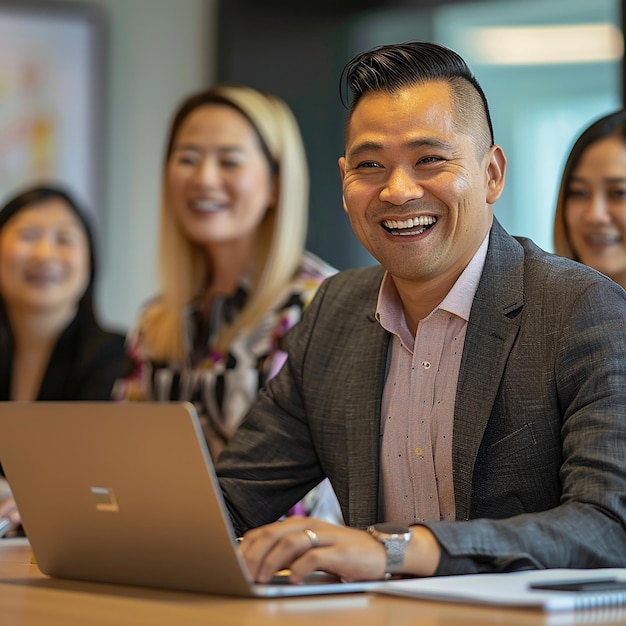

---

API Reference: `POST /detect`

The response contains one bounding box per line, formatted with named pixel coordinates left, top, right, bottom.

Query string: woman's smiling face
left=166, top=104, right=275, bottom=251
left=0, top=198, right=90, bottom=315
left=564, top=135, right=626, bottom=287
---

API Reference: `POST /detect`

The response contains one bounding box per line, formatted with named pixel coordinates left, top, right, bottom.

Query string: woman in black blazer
left=0, top=185, right=131, bottom=534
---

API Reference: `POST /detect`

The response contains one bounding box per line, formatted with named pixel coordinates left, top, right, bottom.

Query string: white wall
left=36, top=0, right=216, bottom=331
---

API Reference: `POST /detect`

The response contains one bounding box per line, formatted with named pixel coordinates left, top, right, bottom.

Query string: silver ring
left=303, top=528, right=319, bottom=548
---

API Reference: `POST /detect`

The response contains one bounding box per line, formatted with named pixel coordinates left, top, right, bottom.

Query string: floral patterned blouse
left=114, top=251, right=343, bottom=523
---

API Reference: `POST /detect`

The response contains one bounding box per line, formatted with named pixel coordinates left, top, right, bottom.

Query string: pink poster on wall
left=0, top=4, right=105, bottom=224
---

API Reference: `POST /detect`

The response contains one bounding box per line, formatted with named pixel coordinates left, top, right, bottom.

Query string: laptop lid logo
left=90, top=486, right=119, bottom=512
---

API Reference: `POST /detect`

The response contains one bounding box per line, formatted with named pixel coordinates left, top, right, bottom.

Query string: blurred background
left=0, top=0, right=623, bottom=330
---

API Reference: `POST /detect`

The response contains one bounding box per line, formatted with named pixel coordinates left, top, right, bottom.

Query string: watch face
left=373, top=522, right=411, bottom=535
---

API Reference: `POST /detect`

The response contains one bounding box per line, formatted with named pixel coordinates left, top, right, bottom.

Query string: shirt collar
left=376, top=230, right=490, bottom=331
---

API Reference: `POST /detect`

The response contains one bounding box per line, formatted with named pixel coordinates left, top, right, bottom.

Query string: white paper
left=372, top=568, right=626, bottom=612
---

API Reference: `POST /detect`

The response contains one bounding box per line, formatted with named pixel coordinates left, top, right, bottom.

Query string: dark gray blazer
left=218, top=219, right=626, bottom=573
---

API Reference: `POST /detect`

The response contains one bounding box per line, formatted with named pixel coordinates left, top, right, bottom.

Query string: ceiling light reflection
left=467, top=23, right=624, bottom=65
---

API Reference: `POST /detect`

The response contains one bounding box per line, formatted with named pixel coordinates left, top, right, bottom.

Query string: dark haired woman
left=0, top=185, right=130, bottom=535
left=554, top=110, right=626, bottom=289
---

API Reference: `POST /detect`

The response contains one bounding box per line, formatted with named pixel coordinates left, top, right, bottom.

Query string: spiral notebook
left=372, top=568, right=626, bottom=612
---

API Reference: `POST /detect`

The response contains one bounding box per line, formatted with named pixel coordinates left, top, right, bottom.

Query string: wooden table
left=2, top=539, right=625, bottom=625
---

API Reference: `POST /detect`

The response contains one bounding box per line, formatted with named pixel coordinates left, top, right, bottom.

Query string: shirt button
left=415, top=447, right=424, bottom=457
left=421, top=361, right=431, bottom=369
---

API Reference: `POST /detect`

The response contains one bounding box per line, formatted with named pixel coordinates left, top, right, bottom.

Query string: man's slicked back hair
left=340, top=41, right=495, bottom=151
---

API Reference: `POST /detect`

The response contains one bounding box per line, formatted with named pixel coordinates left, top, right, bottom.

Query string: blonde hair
left=139, top=86, right=309, bottom=362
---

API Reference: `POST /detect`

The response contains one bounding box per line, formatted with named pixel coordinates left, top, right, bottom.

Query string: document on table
left=371, top=568, right=626, bottom=612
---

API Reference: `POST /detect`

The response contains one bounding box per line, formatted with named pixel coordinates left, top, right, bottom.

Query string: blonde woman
left=116, top=86, right=341, bottom=523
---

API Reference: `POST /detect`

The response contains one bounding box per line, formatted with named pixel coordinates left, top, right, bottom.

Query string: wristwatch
left=367, top=522, right=412, bottom=576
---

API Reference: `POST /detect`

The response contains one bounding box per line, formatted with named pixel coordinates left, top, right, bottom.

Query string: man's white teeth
left=383, top=216, right=437, bottom=230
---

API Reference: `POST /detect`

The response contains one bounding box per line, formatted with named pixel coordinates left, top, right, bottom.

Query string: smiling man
left=217, top=41, right=626, bottom=582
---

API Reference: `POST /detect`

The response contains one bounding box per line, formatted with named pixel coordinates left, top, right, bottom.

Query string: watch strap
left=383, top=535, right=407, bottom=573
left=367, top=523, right=412, bottom=575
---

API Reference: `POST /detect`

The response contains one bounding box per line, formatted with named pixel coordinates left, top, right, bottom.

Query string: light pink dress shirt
left=376, top=234, right=489, bottom=524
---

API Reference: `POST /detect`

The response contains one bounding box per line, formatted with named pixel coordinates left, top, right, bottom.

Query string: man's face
left=338, top=81, right=505, bottom=290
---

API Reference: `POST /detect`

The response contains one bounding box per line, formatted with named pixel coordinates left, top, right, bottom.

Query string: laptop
left=0, top=401, right=378, bottom=597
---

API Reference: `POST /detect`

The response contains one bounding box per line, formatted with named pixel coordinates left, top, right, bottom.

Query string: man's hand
left=238, top=516, right=441, bottom=583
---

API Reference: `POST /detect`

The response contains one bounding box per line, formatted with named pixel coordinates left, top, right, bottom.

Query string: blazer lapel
left=343, top=281, right=389, bottom=529
left=453, top=220, right=525, bottom=519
